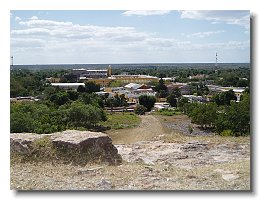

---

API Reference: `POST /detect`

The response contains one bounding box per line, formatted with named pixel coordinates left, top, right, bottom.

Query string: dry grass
left=10, top=159, right=250, bottom=190
left=99, top=112, right=141, bottom=130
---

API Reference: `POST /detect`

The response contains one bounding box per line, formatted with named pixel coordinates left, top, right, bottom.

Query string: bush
left=10, top=101, right=107, bottom=134
left=188, top=125, right=193, bottom=134
left=67, top=102, right=107, bottom=129
left=134, top=105, right=147, bottom=115
left=220, top=130, right=234, bottom=137
left=139, top=95, right=156, bottom=111
left=157, top=108, right=181, bottom=116
left=189, top=103, right=217, bottom=129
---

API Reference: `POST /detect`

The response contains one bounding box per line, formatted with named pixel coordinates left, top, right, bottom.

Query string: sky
left=10, top=10, right=250, bottom=64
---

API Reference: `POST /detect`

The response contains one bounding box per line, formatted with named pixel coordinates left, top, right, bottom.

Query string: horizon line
left=12, top=62, right=250, bottom=66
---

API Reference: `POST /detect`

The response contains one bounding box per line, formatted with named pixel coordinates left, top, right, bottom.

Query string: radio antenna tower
left=215, top=52, right=218, bottom=67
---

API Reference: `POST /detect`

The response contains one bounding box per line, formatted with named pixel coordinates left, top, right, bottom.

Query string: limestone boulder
left=10, top=133, right=45, bottom=155
left=10, top=130, right=122, bottom=165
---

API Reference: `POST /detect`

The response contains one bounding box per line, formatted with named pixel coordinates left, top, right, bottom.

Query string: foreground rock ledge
left=10, top=130, right=122, bottom=165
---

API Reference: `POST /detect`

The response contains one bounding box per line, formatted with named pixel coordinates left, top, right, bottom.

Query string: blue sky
left=10, top=10, right=250, bottom=64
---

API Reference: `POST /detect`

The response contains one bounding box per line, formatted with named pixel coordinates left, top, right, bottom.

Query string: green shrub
left=188, top=124, right=193, bottom=134
left=157, top=108, right=181, bottom=116
left=134, top=105, right=147, bottom=115
left=139, top=95, right=156, bottom=111
left=220, top=129, right=234, bottom=137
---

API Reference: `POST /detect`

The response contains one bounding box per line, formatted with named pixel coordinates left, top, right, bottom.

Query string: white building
left=51, top=83, right=85, bottom=90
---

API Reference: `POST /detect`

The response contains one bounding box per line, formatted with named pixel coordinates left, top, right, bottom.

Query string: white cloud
left=11, top=28, right=50, bottom=35
left=15, top=16, right=21, bottom=21
left=11, top=38, right=45, bottom=48
left=13, top=18, right=151, bottom=42
left=11, top=16, right=249, bottom=64
left=122, top=10, right=171, bottom=16
left=186, top=30, right=225, bottom=38
left=30, top=16, right=38, bottom=20
left=180, top=10, right=250, bottom=29
left=190, top=40, right=249, bottom=50
left=19, top=19, right=73, bottom=27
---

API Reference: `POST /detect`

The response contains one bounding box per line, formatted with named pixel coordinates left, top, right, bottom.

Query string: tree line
left=11, top=86, right=107, bottom=134
left=177, top=91, right=250, bottom=136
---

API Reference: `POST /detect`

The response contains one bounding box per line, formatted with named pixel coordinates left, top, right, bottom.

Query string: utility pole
left=11, top=56, right=14, bottom=69
left=215, top=52, right=218, bottom=67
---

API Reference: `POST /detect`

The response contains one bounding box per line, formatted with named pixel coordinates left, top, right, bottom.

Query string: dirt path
left=106, top=114, right=165, bottom=144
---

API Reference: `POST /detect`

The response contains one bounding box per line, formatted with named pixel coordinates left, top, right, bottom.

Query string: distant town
left=11, top=64, right=248, bottom=111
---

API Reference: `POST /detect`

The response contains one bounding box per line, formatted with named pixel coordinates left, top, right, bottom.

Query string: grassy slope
left=99, top=112, right=141, bottom=130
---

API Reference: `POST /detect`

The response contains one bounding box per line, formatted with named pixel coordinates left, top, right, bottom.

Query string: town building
left=189, top=74, right=208, bottom=80
left=207, top=85, right=246, bottom=102
left=153, top=102, right=170, bottom=111
left=50, top=83, right=85, bottom=90
left=45, top=77, right=61, bottom=83
left=182, top=95, right=207, bottom=103
left=111, top=74, right=159, bottom=84
left=167, top=82, right=191, bottom=95
left=10, top=96, right=40, bottom=103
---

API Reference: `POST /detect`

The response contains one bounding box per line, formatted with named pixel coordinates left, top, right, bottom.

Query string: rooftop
left=124, top=83, right=142, bottom=90
left=51, top=83, right=85, bottom=86
left=72, top=68, right=107, bottom=72
left=112, top=75, right=158, bottom=79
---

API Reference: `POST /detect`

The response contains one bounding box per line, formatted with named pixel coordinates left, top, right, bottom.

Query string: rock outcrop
left=10, top=130, right=122, bottom=165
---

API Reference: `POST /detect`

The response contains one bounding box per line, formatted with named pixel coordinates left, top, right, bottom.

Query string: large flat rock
left=10, top=130, right=122, bottom=165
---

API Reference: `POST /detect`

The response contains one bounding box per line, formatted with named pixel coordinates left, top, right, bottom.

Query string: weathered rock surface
left=10, top=137, right=250, bottom=190
left=10, top=130, right=122, bottom=165
left=115, top=140, right=250, bottom=167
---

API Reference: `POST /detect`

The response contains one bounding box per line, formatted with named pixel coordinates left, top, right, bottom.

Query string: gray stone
left=97, top=178, right=112, bottom=190
left=222, top=174, right=239, bottom=181
left=10, top=130, right=122, bottom=165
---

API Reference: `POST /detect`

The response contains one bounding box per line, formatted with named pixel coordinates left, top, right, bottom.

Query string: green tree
left=119, top=94, right=128, bottom=107
left=172, top=87, right=181, bottom=98
left=79, top=93, right=104, bottom=108
left=85, top=81, right=100, bottom=93
left=190, top=103, right=217, bottom=129
left=10, top=111, right=35, bottom=133
left=77, top=85, right=86, bottom=93
left=213, top=90, right=236, bottom=106
left=215, top=93, right=250, bottom=136
left=106, top=97, right=115, bottom=112
left=43, top=86, right=60, bottom=100
left=50, top=91, right=70, bottom=106
left=134, top=105, right=147, bottom=115
left=154, top=78, right=168, bottom=98
left=139, top=95, right=156, bottom=111
left=177, top=97, right=189, bottom=112
left=166, top=88, right=181, bottom=107
left=166, top=93, right=177, bottom=107
left=67, top=90, right=79, bottom=101
left=10, top=102, right=62, bottom=134
left=67, top=102, right=106, bottom=128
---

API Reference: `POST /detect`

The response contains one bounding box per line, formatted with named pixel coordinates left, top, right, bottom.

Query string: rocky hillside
left=10, top=115, right=250, bottom=190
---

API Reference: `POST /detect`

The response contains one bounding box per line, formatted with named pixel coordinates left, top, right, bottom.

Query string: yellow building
left=82, top=78, right=113, bottom=87
left=45, top=77, right=61, bottom=83
left=112, top=75, right=159, bottom=84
